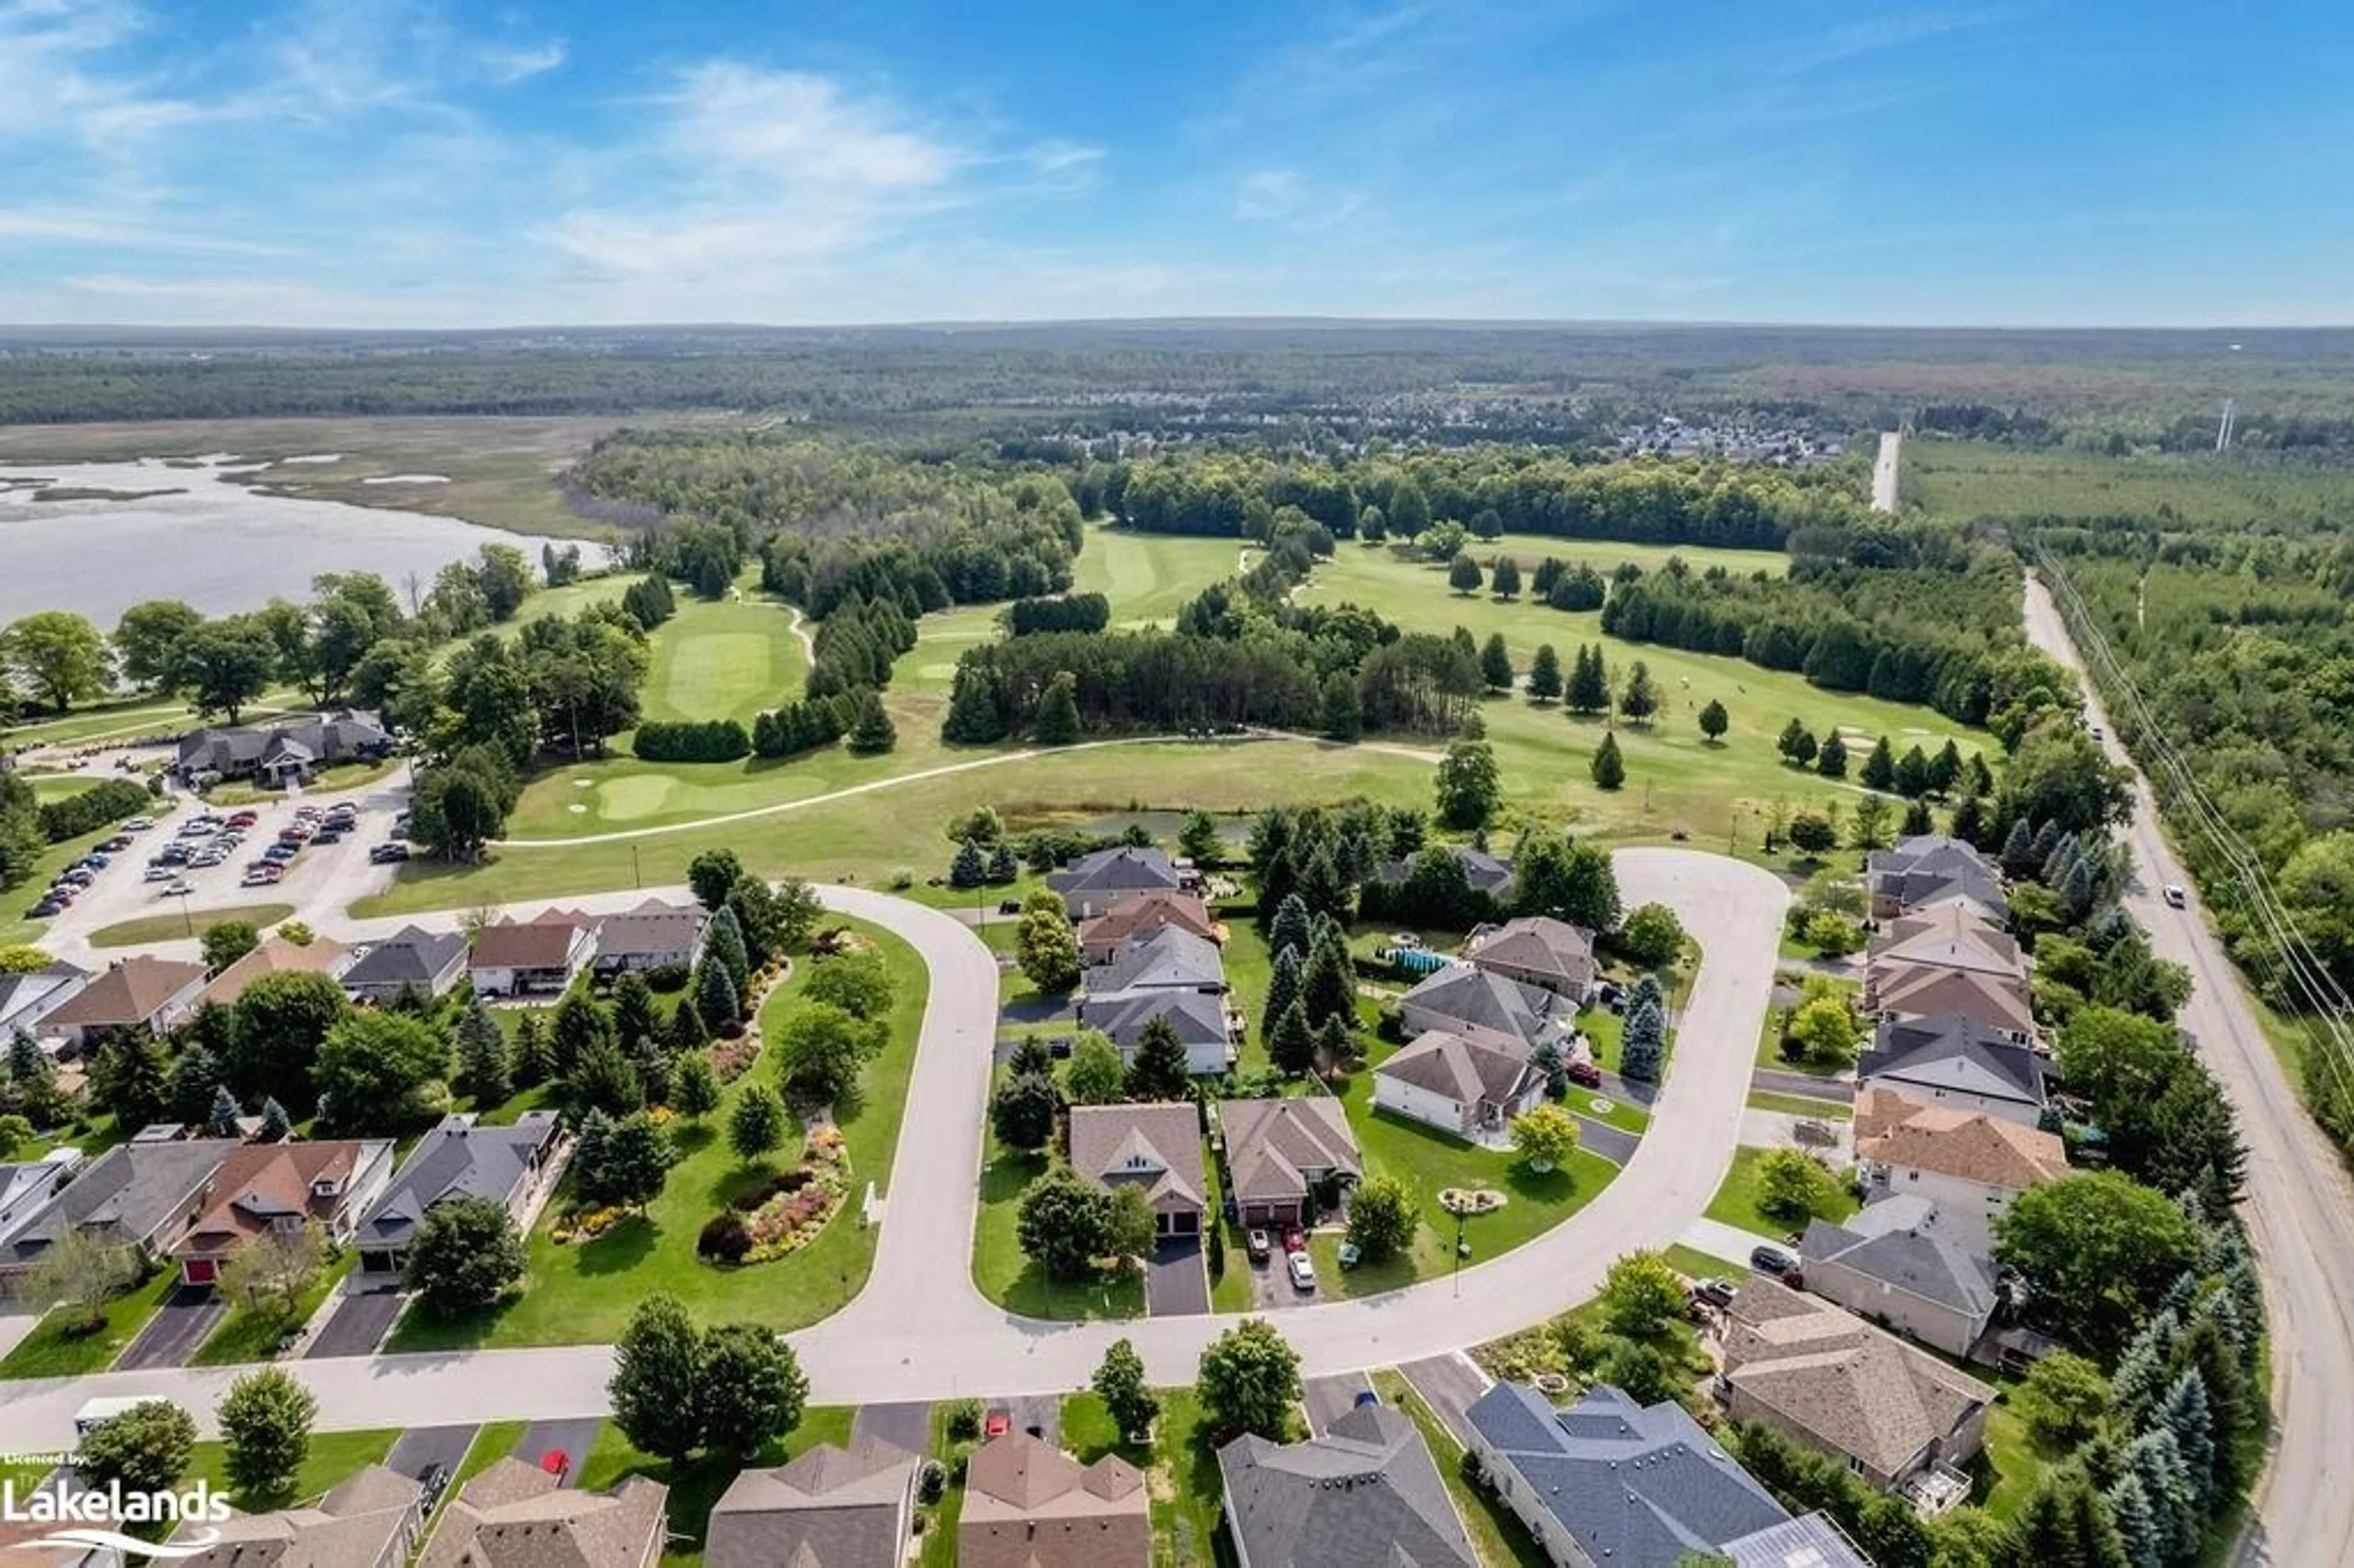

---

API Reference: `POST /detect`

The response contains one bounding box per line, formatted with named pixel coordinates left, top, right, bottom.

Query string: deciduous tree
left=1198, top=1319, right=1301, bottom=1440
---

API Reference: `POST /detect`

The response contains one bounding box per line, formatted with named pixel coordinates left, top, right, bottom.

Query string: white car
left=1287, top=1251, right=1317, bottom=1292
left=2163, top=884, right=2188, bottom=908
left=159, top=878, right=194, bottom=898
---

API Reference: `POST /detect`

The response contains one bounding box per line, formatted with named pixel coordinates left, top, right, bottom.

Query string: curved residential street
left=2025, top=577, right=2354, bottom=1567
left=0, top=848, right=1787, bottom=1446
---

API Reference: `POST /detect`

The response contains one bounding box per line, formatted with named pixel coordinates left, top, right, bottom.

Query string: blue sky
left=3, top=0, right=2348, bottom=327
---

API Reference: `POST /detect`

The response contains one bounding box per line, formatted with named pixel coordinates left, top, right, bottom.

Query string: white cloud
left=1235, top=169, right=1365, bottom=228
left=0, top=211, right=291, bottom=256
left=479, top=39, right=565, bottom=85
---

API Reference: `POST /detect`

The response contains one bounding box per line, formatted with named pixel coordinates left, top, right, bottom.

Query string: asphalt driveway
left=385, top=1425, right=478, bottom=1494
left=1398, top=1353, right=1491, bottom=1447
left=1145, top=1238, right=1209, bottom=1316
left=115, top=1287, right=224, bottom=1371
left=1570, top=1115, right=1639, bottom=1163
left=851, top=1402, right=930, bottom=1456
left=305, top=1288, right=406, bottom=1359
left=514, top=1418, right=603, bottom=1485
left=1302, top=1374, right=1373, bottom=1435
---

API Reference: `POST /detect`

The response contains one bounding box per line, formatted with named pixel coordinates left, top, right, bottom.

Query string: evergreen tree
left=673, top=1052, right=721, bottom=1120
left=1479, top=633, right=1513, bottom=692
left=570, top=1034, right=645, bottom=1117
left=1269, top=999, right=1317, bottom=1076
left=512, top=1010, right=552, bottom=1087
left=166, top=1041, right=223, bottom=1127
left=1269, top=894, right=1314, bottom=963
left=611, top=972, right=660, bottom=1052
left=2105, top=1474, right=2165, bottom=1568
left=1590, top=731, right=1625, bottom=790
left=1320, top=671, right=1362, bottom=740
left=728, top=1083, right=788, bottom=1163
left=549, top=992, right=613, bottom=1079
left=2006, top=1472, right=2130, bottom=1568
left=1125, top=1015, right=1194, bottom=1101
left=1566, top=644, right=1610, bottom=714
left=1490, top=555, right=1522, bottom=599
left=455, top=1002, right=512, bottom=1105
left=698, top=960, right=742, bottom=1029
left=948, top=837, right=988, bottom=888
left=847, top=690, right=896, bottom=753
left=2159, top=1369, right=2216, bottom=1504
left=1968, top=750, right=1996, bottom=796
left=1528, top=643, right=1564, bottom=702
left=1313, top=1011, right=1354, bottom=1071
left=2125, top=1428, right=2198, bottom=1564
left=1617, top=661, right=1658, bottom=725
left=1531, top=1037, right=1569, bottom=1098
left=1903, top=797, right=1934, bottom=837
left=942, top=668, right=1006, bottom=744
left=987, top=840, right=1018, bottom=883
left=1620, top=996, right=1666, bottom=1083
left=2002, top=815, right=2038, bottom=872
left=707, top=905, right=752, bottom=994
left=1862, top=736, right=1897, bottom=790
left=258, top=1096, right=291, bottom=1141
left=1952, top=794, right=1988, bottom=846
left=1895, top=744, right=1932, bottom=797
left=1300, top=929, right=1355, bottom=1029
left=1447, top=552, right=1482, bottom=594
left=1930, top=738, right=1964, bottom=796
left=205, top=1084, right=243, bottom=1139
left=1032, top=671, right=1082, bottom=745
left=1263, top=946, right=1304, bottom=1040
left=1698, top=698, right=1729, bottom=742
left=1816, top=732, right=1848, bottom=777
left=1777, top=717, right=1818, bottom=766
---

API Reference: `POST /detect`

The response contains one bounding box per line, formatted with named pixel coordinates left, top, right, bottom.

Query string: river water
left=0, top=456, right=601, bottom=625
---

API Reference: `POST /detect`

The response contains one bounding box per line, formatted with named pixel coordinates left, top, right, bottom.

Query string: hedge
left=40, top=778, right=154, bottom=843
left=633, top=720, right=751, bottom=763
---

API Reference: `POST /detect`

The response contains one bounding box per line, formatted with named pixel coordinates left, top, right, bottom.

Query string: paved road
left=1871, top=430, right=1902, bottom=512
left=2026, top=575, right=2354, bottom=1568
left=115, top=1287, right=224, bottom=1371
left=0, top=851, right=1785, bottom=1444
left=1568, top=1114, right=1638, bottom=1164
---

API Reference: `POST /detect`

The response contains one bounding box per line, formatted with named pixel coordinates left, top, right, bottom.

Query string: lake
left=0, top=456, right=606, bottom=625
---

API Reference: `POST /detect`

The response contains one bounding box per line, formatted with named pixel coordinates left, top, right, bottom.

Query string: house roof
left=1854, top=1088, right=2069, bottom=1190
left=1869, top=835, right=1998, bottom=883
left=42, top=956, right=205, bottom=1029
left=593, top=900, right=707, bottom=960
left=177, top=1140, right=389, bottom=1260
left=4, top=1138, right=240, bottom=1264
left=173, top=1463, right=422, bottom=1568
left=1723, top=1276, right=1996, bottom=1479
left=706, top=1439, right=918, bottom=1568
left=1068, top=1102, right=1205, bottom=1214
left=1722, top=1513, right=1873, bottom=1568
left=1869, top=904, right=2022, bottom=978
left=1801, top=1198, right=2000, bottom=1319
left=341, top=927, right=469, bottom=989
left=1217, top=1403, right=1474, bottom=1568
left=1376, top=1029, right=1537, bottom=1110
left=1219, top=1098, right=1362, bottom=1208
left=199, top=934, right=352, bottom=1010
left=1373, top=844, right=1515, bottom=895
left=0, top=959, right=88, bottom=1026
left=1860, top=1014, right=2049, bottom=1110
left=1870, top=963, right=2035, bottom=1038
left=1083, top=988, right=1229, bottom=1051
left=471, top=915, right=593, bottom=972
left=1867, top=838, right=2005, bottom=917
left=354, top=1112, right=561, bottom=1252
left=421, top=1456, right=668, bottom=1568
left=1076, top=891, right=1216, bottom=953
left=1047, top=846, right=1183, bottom=897
left=959, top=1434, right=1148, bottom=1568
left=1463, top=916, right=1597, bottom=987
left=1091, top=926, right=1225, bottom=994
left=1464, top=1383, right=1790, bottom=1568
left=1398, top=965, right=1564, bottom=1050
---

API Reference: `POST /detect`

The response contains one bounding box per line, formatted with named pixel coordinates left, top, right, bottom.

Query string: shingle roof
left=1373, top=845, right=1514, bottom=896
left=354, top=1112, right=561, bottom=1252
left=1083, top=988, right=1229, bottom=1051
left=173, top=1463, right=422, bottom=1568
left=1722, top=1513, right=1873, bottom=1568
left=1870, top=964, right=2035, bottom=1038
left=1859, top=1014, right=2048, bottom=1110
left=200, top=934, right=352, bottom=1010
left=706, top=1439, right=916, bottom=1568
left=470, top=916, right=593, bottom=972
left=0, top=959, right=88, bottom=1027
left=42, top=956, right=205, bottom=1029
left=1869, top=904, right=2021, bottom=978
left=1801, top=1201, right=2000, bottom=1318
left=593, top=900, right=707, bottom=961
left=1067, top=1103, right=1204, bottom=1215
left=1219, top=1404, right=1474, bottom=1568
left=1723, top=1277, right=1996, bottom=1480
left=421, top=1456, right=668, bottom=1568
left=1868, top=835, right=1999, bottom=885
left=1465, top=1384, right=1791, bottom=1568
left=1076, top=891, right=1216, bottom=954
left=1047, top=846, right=1183, bottom=897
left=4, top=1137, right=239, bottom=1262
left=1398, top=965, right=1564, bottom=1049
left=1854, top=1088, right=2069, bottom=1190
left=1091, top=926, right=1225, bottom=994
left=1376, top=1029, right=1537, bottom=1109
left=341, top=927, right=468, bottom=989
left=959, top=1434, right=1148, bottom=1568
left=1462, top=917, right=1596, bottom=988
left=177, top=1140, right=389, bottom=1260
left=1219, top=1098, right=1361, bottom=1208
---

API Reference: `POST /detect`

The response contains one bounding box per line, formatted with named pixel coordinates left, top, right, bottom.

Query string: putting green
left=596, top=774, right=680, bottom=821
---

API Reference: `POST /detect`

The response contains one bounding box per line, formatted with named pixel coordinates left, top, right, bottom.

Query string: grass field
left=0, top=1265, right=175, bottom=1379
left=972, top=1100, right=1146, bottom=1320
left=1906, top=436, right=2354, bottom=529
left=1070, top=527, right=1250, bottom=626
left=88, top=902, right=295, bottom=949
left=388, top=918, right=926, bottom=1350
left=1746, top=1088, right=1853, bottom=1121
left=1703, top=1145, right=1859, bottom=1239
left=182, top=1428, right=400, bottom=1511
left=637, top=591, right=809, bottom=729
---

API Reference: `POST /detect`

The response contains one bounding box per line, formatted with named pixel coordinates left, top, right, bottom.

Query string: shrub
left=697, top=1211, right=752, bottom=1263
left=945, top=1399, right=983, bottom=1441
left=644, top=962, right=690, bottom=992
left=634, top=720, right=752, bottom=763
left=39, top=778, right=152, bottom=842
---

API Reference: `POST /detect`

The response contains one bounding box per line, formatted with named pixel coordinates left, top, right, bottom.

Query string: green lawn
left=1752, top=980, right=1857, bottom=1078
left=182, top=1428, right=399, bottom=1510
left=87, top=902, right=296, bottom=949
left=916, top=1403, right=963, bottom=1568
left=1703, top=1146, right=1860, bottom=1241
left=638, top=590, right=809, bottom=729
left=1141, top=1389, right=1235, bottom=1568
left=1979, top=1399, right=2036, bottom=1521
left=0, top=1265, right=176, bottom=1379
left=1073, top=527, right=1254, bottom=628
left=192, top=1251, right=357, bottom=1365
left=1662, top=1243, right=1745, bottom=1282
left=972, top=1140, right=1145, bottom=1321
left=1746, top=1089, right=1854, bottom=1121
left=1370, top=1369, right=1550, bottom=1568
left=576, top=1405, right=856, bottom=1565
left=388, top=918, right=927, bottom=1350
left=1567, top=1090, right=1649, bottom=1137
left=1306, top=1063, right=1620, bottom=1300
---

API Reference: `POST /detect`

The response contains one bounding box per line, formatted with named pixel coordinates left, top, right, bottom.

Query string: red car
left=983, top=1408, right=1011, bottom=1439
left=1566, top=1060, right=1604, bottom=1089
left=1282, top=1228, right=1308, bottom=1256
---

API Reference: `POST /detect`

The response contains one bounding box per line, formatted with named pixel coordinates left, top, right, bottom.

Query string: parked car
left=79, top=852, right=110, bottom=869
left=370, top=843, right=411, bottom=864
left=226, top=810, right=259, bottom=828
left=1750, top=1243, right=1800, bottom=1277
left=2163, top=884, right=2188, bottom=908
left=262, top=844, right=299, bottom=864
left=1688, top=1277, right=1738, bottom=1310
left=1287, top=1251, right=1317, bottom=1292
left=1566, top=1060, right=1603, bottom=1089
left=160, top=879, right=194, bottom=898
left=121, top=816, right=154, bottom=832
left=1246, top=1228, right=1271, bottom=1264
left=1282, top=1227, right=1308, bottom=1256
left=145, top=865, right=180, bottom=883
left=983, top=1408, right=1011, bottom=1439
left=97, top=835, right=132, bottom=853
left=24, top=900, right=62, bottom=919
left=58, top=869, right=94, bottom=888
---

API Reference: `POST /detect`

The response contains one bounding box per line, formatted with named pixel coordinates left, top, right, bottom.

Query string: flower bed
left=698, top=1128, right=851, bottom=1266
left=552, top=1205, right=632, bottom=1244
left=710, top=1035, right=763, bottom=1084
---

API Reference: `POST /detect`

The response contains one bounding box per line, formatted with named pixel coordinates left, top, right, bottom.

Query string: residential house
left=470, top=911, right=598, bottom=998
left=40, top=956, right=206, bottom=1051
left=1854, top=1087, right=2068, bottom=1255
left=1865, top=835, right=2008, bottom=924
left=197, top=933, right=352, bottom=1011
left=1218, top=1401, right=1475, bottom=1568
left=0, top=1149, right=83, bottom=1255
left=172, top=1463, right=424, bottom=1568
left=0, top=1138, right=239, bottom=1295
left=706, top=1438, right=919, bottom=1568
left=340, top=926, right=470, bottom=1007
left=1871, top=902, right=2025, bottom=981
left=1373, top=1029, right=1546, bottom=1142
left=1396, top=964, right=1576, bottom=1057
left=1088, top=926, right=1226, bottom=996
left=1370, top=845, right=1517, bottom=905
left=1076, top=890, right=1218, bottom=966
left=1800, top=1195, right=2002, bottom=1358
left=422, top=1456, right=668, bottom=1568
left=1218, top=1097, right=1362, bottom=1228
left=1466, top=1383, right=1861, bottom=1568
left=0, top=958, right=89, bottom=1038
left=172, top=1138, right=394, bottom=1287
left=173, top=708, right=393, bottom=787
left=1067, top=1102, right=1205, bottom=1239
left=1720, top=1275, right=1996, bottom=1493
left=593, top=898, right=708, bottom=977
left=1046, top=845, right=1193, bottom=919
left=1078, top=988, right=1235, bottom=1078
left=1859, top=1014, right=2051, bottom=1128
left=1461, top=916, right=1598, bottom=1000
left=352, top=1111, right=564, bottom=1276
left=959, top=1433, right=1149, bottom=1568
left=1865, top=902, right=2034, bottom=1040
